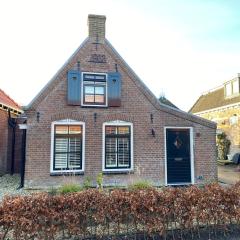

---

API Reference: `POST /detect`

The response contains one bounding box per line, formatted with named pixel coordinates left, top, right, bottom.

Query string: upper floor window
left=68, top=70, right=121, bottom=107
left=225, top=82, right=232, bottom=97
left=232, top=80, right=239, bottom=94
left=225, top=79, right=239, bottom=98
left=82, top=73, right=107, bottom=106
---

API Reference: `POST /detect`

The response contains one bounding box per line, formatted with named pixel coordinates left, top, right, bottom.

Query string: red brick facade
left=0, top=110, right=22, bottom=174
left=0, top=88, right=22, bottom=174
left=0, top=110, right=9, bottom=173
left=24, top=15, right=217, bottom=187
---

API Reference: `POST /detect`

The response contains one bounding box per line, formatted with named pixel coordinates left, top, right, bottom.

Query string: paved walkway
left=218, top=164, right=240, bottom=184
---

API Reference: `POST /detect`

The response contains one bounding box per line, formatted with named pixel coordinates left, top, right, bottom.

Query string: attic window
left=82, top=73, right=107, bottom=106
left=225, top=79, right=239, bottom=98
left=232, top=80, right=239, bottom=94
left=225, top=83, right=232, bottom=97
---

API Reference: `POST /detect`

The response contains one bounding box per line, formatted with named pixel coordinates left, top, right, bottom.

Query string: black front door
left=166, top=128, right=192, bottom=184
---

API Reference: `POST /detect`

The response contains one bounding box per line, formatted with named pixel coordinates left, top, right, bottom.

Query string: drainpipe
left=8, top=110, right=17, bottom=175
left=18, top=125, right=27, bottom=188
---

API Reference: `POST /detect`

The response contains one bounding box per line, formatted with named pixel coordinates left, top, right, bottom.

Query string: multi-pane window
left=83, top=73, right=106, bottom=106
left=105, top=126, right=131, bottom=169
left=53, top=125, right=82, bottom=170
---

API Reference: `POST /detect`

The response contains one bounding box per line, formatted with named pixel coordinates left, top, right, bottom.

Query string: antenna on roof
left=159, top=90, right=165, bottom=99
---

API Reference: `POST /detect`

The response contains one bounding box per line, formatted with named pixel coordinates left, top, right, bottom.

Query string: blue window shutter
left=67, top=70, right=81, bottom=105
left=107, top=72, right=121, bottom=107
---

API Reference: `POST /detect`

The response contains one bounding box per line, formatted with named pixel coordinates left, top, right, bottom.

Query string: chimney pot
left=88, top=14, right=106, bottom=43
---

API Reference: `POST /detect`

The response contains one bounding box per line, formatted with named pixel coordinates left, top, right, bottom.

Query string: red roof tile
left=0, top=89, right=21, bottom=111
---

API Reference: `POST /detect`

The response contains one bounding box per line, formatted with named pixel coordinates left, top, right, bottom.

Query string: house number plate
left=89, top=54, right=107, bottom=63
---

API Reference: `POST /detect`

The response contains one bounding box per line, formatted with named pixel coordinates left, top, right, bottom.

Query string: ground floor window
left=103, top=121, right=133, bottom=171
left=51, top=120, right=85, bottom=173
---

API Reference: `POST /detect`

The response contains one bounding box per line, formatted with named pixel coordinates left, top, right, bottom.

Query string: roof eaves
left=25, top=37, right=89, bottom=110
left=0, top=89, right=22, bottom=111
left=192, top=101, right=240, bottom=115
left=0, top=102, right=23, bottom=115
left=105, top=39, right=216, bottom=129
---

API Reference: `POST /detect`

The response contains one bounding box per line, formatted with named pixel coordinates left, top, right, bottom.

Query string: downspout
left=8, top=110, right=17, bottom=175
left=19, top=125, right=26, bottom=188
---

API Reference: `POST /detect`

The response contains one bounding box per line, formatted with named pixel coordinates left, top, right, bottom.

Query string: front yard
left=0, top=164, right=240, bottom=201
left=0, top=174, right=29, bottom=201
left=218, top=164, right=240, bottom=184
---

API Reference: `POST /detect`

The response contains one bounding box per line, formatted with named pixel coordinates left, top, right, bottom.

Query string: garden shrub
left=96, top=172, right=103, bottom=189
left=128, top=180, right=153, bottom=190
left=83, top=176, right=92, bottom=189
left=58, top=183, right=82, bottom=194
left=0, top=183, right=240, bottom=239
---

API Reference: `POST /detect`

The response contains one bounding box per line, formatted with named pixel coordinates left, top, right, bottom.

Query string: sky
left=1, top=0, right=240, bottom=111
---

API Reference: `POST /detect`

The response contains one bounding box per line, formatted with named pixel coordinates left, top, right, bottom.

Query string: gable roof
left=159, top=96, right=178, bottom=109
left=25, top=38, right=215, bottom=129
left=190, top=87, right=240, bottom=113
left=0, top=89, right=22, bottom=114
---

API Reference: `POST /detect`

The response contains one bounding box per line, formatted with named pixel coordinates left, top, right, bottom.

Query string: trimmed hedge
left=0, top=183, right=240, bottom=239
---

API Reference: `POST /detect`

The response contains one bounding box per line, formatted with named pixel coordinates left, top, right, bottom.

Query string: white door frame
left=164, top=127, right=195, bottom=186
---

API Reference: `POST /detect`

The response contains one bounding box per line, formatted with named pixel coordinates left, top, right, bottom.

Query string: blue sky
left=1, top=0, right=240, bottom=111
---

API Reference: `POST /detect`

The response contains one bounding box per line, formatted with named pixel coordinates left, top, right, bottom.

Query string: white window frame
left=50, top=119, right=85, bottom=174
left=232, top=80, right=239, bottom=95
left=81, top=72, right=108, bottom=107
left=225, top=82, right=232, bottom=97
left=164, top=126, right=195, bottom=186
left=102, top=120, right=134, bottom=172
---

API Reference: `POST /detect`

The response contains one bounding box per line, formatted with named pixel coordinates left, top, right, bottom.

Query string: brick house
left=0, top=89, right=22, bottom=174
left=190, top=73, right=240, bottom=157
left=23, top=14, right=217, bottom=187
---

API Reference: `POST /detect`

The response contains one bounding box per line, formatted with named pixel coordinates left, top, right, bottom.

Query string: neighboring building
left=0, top=89, right=22, bottom=174
left=23, top=14, right=217, bottom=187
left=190, top=73, right=240, bottom=157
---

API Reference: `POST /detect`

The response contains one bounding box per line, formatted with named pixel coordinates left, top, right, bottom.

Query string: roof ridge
left=0, top=88, right=21, bottom=109
left=25, top=38, right=89, bottom=109
left=202, top=84, right=223, bottom=96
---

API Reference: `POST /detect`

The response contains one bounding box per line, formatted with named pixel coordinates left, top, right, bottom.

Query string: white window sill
left=50, top=171, right=84, bottom=176
left=102, top=169, right=134, bottom=174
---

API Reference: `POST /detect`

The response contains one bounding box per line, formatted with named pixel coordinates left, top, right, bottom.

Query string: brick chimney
left=88, top=14, right=106, bottom=43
